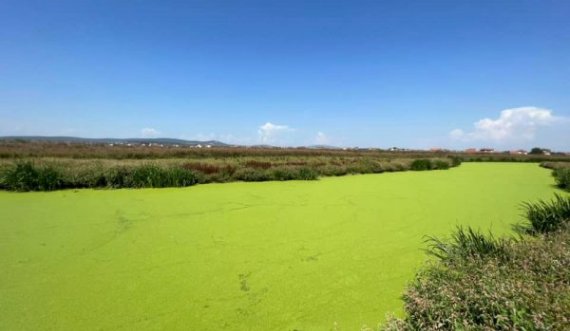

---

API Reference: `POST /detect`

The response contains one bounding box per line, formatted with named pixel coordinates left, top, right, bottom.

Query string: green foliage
left=540, top=161, right=570, bottom=170
left=410, top=159, right=432, bottom=171
left=553, top=168, right=570, bottom=191
left=130, top=165, right=167, bottom=188
left=384, top=230, right=570, bottom=331
left=425, top=226, right=509, bottom=262
left=0, top=161, right=63, bottom=191
left=35, top=165, right=64, bottom=191
left=0, top=161, right=38, bottom=191
left=384, top=196, right=570, bottom=331
left=521, top=194, right=570, bottom=234
left=317, top=164, right=349, bottom=176
left=232, top=168, right=271, bottom=182
left=297, top=167, right=319, bottom=180
left=129, top=165, right=197, bottom=188
left=62, top=166, right=107, bottom=188
left=432, top=160, right=450, bottom=170
left=0, top=162, right=197, bottom=190
left=267, top=166, right=318, bottom=181
left=163, top=167, right=199, bottom=187
left=449, top=156, right=462, bottom=167
left=529, top=147, right=547, bottom=155
left=0, top=155, right=458, bottom=191
left=271, top=167, right=298, bottom=181
left=105, top=167, right=131, bottom=188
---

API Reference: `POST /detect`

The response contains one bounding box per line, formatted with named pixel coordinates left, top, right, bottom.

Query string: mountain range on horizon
left=0, top=135, right=346, bottom=149
left=0, top=135, right=229, bottom=146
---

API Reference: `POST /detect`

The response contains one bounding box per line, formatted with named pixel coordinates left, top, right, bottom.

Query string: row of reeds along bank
left=383, top=194, right=570, bottom=331
left=541, top=161, right=570, bottom=192
left=0, top=157, right=460, bottom=191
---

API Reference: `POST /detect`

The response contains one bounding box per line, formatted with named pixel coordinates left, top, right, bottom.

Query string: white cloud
left=315, top=131, right=330, bottom=145
left=449, top=128, right=464, bottom=139
left=258, top=122, right=294, bottom=144
left=449, top=107, right=562, bottom=143
left=141, top=128, right=160, bottom=138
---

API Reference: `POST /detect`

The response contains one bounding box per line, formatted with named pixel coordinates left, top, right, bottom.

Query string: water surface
left=0, top=163, right=557, bottom=330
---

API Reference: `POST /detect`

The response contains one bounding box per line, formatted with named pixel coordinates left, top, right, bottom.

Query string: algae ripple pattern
left=0, top=163, right=558, bottom=330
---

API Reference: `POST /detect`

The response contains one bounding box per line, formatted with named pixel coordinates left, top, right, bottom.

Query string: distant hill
left=0, top=136, right=353, bottom=150
left=306, top=145, right=342, bottom=150
left=0, top=136, right=229, bottom=147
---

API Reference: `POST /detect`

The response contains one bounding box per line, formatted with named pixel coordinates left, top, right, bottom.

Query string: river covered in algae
left=0, top=163, right=557, bottom=330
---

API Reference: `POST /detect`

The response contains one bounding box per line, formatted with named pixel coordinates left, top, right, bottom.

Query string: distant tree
left=529, top=147, right=545, bottom=155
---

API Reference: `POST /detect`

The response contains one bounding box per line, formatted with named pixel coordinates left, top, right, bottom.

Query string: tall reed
left=520, top=194, right=570, bottom=234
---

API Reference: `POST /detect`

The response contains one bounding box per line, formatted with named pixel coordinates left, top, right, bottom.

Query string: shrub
left=384, top=196, right=570, bottom=331
left=128, top=164, right=197, bottom=188
left=244, top=160, right=272, bottom=169
left=410, top=159, right=432, bottom=171
left=0, top=161, right=63, bottom=191
left=520, top=194, right=570, bottom=234
left=387, top=160, right=409, bottom=171
left=356, top=159, right=385, bottom=173
left=102, top=165, right=198, bottom=188
left=130, top=164, right=167, bottom=187
left=432, top=160, right=450, bottom=170
left=182, top=162, right=221, bottom=175
left=105, top=167, right=131, bottom=188
left=232, top=168, right=271, bottom=182
left=36, top=166, right=64, bottom=191
left=0, top=161, right=39, bottom=191
left=271, top=167, right=298, bottom=181
left=318, top=164, right=348, bottom=176
left=384, top=229, right=570, bottom=331
left=553, top=168, right=570, bottom=191
left=297, top=167, right=318, bottom=180
left=425, top=226, right=509, bottom=262
left=166, top=167, right=199, bottom=187
left=449, top=156, right=462, bottom=167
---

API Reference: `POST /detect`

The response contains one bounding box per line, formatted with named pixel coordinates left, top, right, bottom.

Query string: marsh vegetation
left=0, top=141, right=470, bottom=191
left=385, top=194, right=570, bottom=331
left=2, top=141, right=569, bottom=192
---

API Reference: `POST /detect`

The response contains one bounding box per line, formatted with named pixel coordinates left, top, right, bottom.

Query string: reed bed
left=0, top=156, right=457, bottom=191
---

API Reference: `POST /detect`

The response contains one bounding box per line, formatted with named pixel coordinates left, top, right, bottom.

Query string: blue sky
left=1, top=0, right=569, bottom=150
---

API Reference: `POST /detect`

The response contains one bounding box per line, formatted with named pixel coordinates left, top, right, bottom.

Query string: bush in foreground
left=384, top=230, right=570, bottom=331
left=384, top=195, right=570, bottom=330
left=425, top=226, right=509, bottom=262
left=521, top=194, right=570, bottom=234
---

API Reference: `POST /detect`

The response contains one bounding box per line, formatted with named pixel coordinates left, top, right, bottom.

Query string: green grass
left=0, top=163, right=559, bottom=330
left=384, top=195, right=570, bottom=330
left=384, top=228, right=570, bottom=331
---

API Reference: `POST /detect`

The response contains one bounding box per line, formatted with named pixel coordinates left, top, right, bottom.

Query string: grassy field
left=0, top=163, right=558, bottom=330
